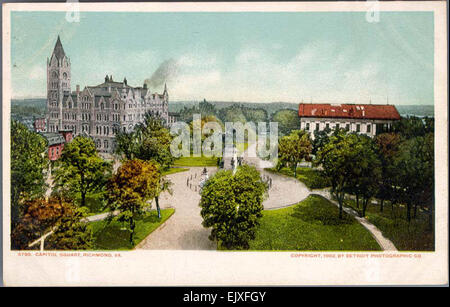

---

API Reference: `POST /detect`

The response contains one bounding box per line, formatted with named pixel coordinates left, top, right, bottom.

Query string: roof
left=52, top=36, right=66, bottom=60
left=40, top=132, right=66, bottom=146
left=298, top=103, right=401, bottom=120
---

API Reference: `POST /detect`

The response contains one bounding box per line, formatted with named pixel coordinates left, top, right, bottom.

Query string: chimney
left=143, top=83, right=147, bottom=89
left=76, top=85, right=80, bottom=93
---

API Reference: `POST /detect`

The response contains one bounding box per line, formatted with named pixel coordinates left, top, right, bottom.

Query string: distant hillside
left=395, top=105, right=434, bottom=118
left=11, top=98, right=47, bottom=117
left=170, top=101, right=298, bottom=116
left=11, top=98, right=434, bottom=118
left=172, top=101, right=434, bottom=118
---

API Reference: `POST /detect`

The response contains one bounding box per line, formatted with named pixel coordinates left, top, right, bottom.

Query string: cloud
left=163, top=40, right=391, bottom=104
left=28, top=65, right=46, bottom=80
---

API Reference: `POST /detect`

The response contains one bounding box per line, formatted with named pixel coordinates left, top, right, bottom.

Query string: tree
left=45, top=205, right=93, bottom=250
left=10, top=120, right=48, bottom=228
left=11, top=198, right=67, bottom=250
left=392, top=133, right=434, bottom=224
left=277, top=130, right=312, bottom=177
left=350, top=135, right=382, bottom=217
left=115, top=113, right=174, bottom=170
left=315, top=131, right=357, bottom=219
left=105, top=159, right=161, bottom=245
left=374, top=132, right=402, bottom=212
left=53, top=136, right=112, bottom=208
left=200, top=165, right=267, bottom=250
left=311, top=127, right=332, bottom=155
left=392, top=116, right=428, bottom=139
left=271, top=109, right=300, bottom=136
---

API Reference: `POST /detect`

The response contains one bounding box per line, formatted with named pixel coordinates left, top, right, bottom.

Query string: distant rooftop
left=298, top=103, right=401, bottom=120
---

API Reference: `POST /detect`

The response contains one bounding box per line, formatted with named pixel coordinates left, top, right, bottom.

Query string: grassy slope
left=344, top=199, right=434, bottom=251
left=266, top=167, right=331, bottom=189
left=88, top=208, right=175, bottom=250
left=249, top=195, right=381, bottom=251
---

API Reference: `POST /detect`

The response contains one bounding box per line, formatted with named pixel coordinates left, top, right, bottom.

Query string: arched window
left=63, top=72, right=68, bottom=80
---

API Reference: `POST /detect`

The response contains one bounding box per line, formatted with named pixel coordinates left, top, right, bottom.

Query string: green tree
left=219, top=105, right=247, bottom=124
left=200, top=165, right=267, bottom=250
left=277, top=130, right=312, bottom=177
left=105, top=159, right=161, bottom=245
left=350, top=135, right=382, bottom=217
left=392, top=133, right=434, bottom=224
left=393, top=116, right=429, bottom=139
left=10, top=120, right=48, bottom=228
left=53, top=136, right=112, bottom=208
left=115, top=113, right=174, bottom=170
left=44, top=204, right=93, bottom=250
left=315, top=131, right=357, bottom=219
left=271, top=109, right=300, bottom=136
left=311, top=127, right=332, bottom=155
left=374, top=132, right=402, bottom=212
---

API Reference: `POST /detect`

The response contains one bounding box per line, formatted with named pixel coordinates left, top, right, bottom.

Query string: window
left=367, top=124, right=371, bottom=133
left=346, top=124, right=350, bottom=131
left=336, top=123, right=340, bottom=130
left=356, top=124, right=361, bottom=132
left=326, top=123, right=330, bottom=130
left=315, top=123, right=320, bottom=131
left=306, top=123, right=310, bottom=131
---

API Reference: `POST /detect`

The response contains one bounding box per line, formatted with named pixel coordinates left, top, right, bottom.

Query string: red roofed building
left=298, top=103, right=401, bottom=138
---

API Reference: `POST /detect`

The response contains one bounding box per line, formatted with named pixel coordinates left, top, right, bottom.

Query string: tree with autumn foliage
left=11, top=198, right=93, bottom=250
left=53, top=136, right=112, bottom=208
left=105, top=159, right=164, bottom=245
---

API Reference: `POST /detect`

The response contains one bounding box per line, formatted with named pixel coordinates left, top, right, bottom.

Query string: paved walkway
left=242, top=141, right=397, bottom=251
left=312, top=190, right=398, bottom=251
left=137, top=140, right=397, bottom=251
left=136, top=167, right=217, bottom=250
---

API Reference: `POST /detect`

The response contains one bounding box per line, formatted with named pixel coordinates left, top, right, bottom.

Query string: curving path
left=136, top=167, right=217, bottom=250
left=138, top=140, right=397, bottom=251
left=243, top=141, right=397, bottom=251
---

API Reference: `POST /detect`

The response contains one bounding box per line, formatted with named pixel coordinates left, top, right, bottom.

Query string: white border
left=2, top=1, right=448, bottom=286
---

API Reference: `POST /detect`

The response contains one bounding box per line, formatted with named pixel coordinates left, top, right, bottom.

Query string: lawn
left=75, top=192, right=108, bottom=216
left=161, top=167, right=189, bottom=176
left=344, top=198, right=434, bottom=251
left=173, top=156, right=217, bottom=167
left=249, top=195, right=381, bottom=251
left=266, top=166, right=331, bottom=189
left=88, top=208, right=175, bottom=250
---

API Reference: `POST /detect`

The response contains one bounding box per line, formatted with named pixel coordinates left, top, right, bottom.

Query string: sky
left=10, top=11, right=434, bottom=105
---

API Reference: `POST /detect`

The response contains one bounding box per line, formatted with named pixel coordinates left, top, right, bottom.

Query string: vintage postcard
left=2, top=1, right=448, bottom=287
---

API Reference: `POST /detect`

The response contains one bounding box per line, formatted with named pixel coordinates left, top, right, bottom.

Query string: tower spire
left=52, top=35, right=66, bottom=60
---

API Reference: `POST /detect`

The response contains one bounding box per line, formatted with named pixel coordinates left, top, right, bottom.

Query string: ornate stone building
left=46, top=36, right=175, bottom=153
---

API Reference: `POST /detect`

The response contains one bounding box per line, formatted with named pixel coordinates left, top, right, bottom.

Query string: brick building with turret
left=46, top=36, right=176, bottom=154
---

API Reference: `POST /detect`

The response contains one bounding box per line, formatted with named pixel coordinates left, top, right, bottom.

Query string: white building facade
left=298, top=103, right=401, bottom=139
